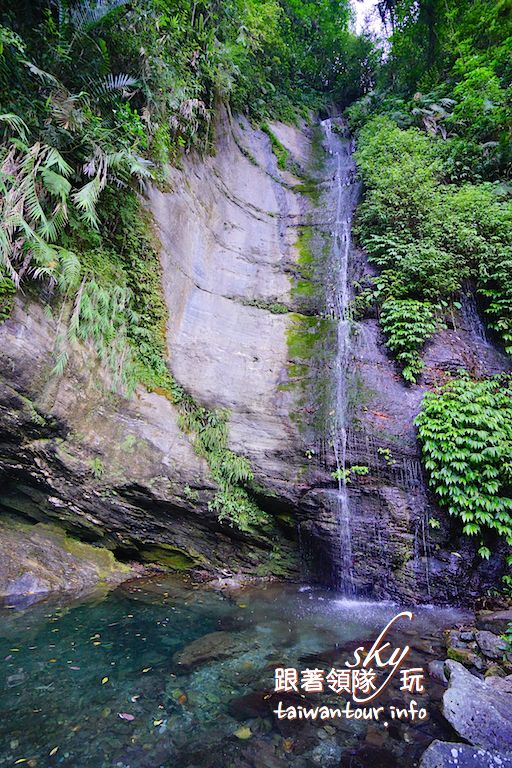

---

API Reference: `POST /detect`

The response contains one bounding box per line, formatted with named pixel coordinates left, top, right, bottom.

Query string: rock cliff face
left=0, top=111, right=313, bottom=589
left=0, top=110, right=507, bottom=602
left=300, top=297, right=510, bottom=602
left=295, top=122, right=510, bottom=604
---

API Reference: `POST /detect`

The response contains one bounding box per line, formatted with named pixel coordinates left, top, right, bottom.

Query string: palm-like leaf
left=70, top=0, right=128, bottom=32
left=0, top=113, right=28, bottom=140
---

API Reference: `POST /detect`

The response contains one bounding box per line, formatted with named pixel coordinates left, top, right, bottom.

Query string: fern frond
left=43, top=146, right=73, bottom=177
left=57, top=249, right=81, bottom=291
left=96, top=73, right=138, bottom=96
left=70, top=0, right=128, bottom=31
left=41, top=168, right=72, bottom=199
left=72, top=174, right=102, bottom=227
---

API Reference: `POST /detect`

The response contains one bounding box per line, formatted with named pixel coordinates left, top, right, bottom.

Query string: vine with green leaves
left=416, top=374, right=512, bottom=588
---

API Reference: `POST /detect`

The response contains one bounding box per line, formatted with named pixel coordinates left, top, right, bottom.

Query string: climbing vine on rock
left=380, top=299, right=439, bottom=383
left=416, top=375, right=512, bottom=562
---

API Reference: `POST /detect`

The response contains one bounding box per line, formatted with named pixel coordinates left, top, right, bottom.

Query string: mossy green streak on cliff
left=260, top=124, right=289, bottom=170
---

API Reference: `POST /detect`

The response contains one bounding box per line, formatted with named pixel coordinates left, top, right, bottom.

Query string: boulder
left=443, top=660, right=512, bottom=755
left=420, top=741, right=512, bottom=768
left=476, top=630, right=508, bottom=660
left=0, top=516, right=132, bottom=604
left=447, top=647, right=483, bottom=670
left=428, top=660, right=448, bottom=684
left=485, top=675, right=512, bottom=695
left=477, top=610, right=512, bottom=635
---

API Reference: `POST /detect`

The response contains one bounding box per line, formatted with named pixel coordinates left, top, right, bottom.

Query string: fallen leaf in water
left=142, top=667, right=151, bottom=673
left=118, top=713, right=135, bottom=721
left=282, top=738, right=294, bottom=753
left=238, top=604, right=247, bottom=608
left=178, top=694, right=187, bottom=705
left=48, top=659, right=57, bottom=663
left=234, top=726, right=251, bottom=740
left=101, top=677, right=109, bottom=684
left=49, top=746, right=59, bottom=756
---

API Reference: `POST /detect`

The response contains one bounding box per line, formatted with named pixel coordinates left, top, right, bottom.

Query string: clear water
left=0, top=577, right=468, bottom=767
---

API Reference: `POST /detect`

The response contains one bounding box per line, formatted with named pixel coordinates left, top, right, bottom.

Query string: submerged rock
left=420, top=741, right=512, bottom=768
left=173, top=630, right=242, bottom=669
left=443, top=660, right=512, bottom=755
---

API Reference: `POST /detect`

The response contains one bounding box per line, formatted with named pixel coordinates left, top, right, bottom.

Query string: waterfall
left=321, top=117, right=359, bottom=595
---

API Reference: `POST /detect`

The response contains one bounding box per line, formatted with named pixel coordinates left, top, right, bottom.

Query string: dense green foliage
left=0, top=0, right=372, bottom=315
left=354, top=116, right=512, bottom=379
left=416, top=376, right=512, bottom=588
left=379, top=299, right=439, bottom=382
left=349, top=0, right=512, bottom=381
left=348, top=1, right=512, bottom=583
left=416, top=376, right=512, bottom=552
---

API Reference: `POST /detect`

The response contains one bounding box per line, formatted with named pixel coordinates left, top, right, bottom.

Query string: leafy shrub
left=504, top=622, right=512, bottom=653
left=353, top=116, right=512, bottom=377
left=380, top=299, right=439, bottom=383
left=416, top=375, right=512, bottom=552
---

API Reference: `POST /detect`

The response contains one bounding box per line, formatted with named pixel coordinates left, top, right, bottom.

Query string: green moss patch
left=140, top=543, right=206, bottom=571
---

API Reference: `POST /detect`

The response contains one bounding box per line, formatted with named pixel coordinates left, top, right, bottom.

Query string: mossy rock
left=139, top=543, right=207, bottom=571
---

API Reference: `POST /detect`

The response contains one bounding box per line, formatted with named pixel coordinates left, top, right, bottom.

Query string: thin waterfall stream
left=321, top=117, right=359, bottom=596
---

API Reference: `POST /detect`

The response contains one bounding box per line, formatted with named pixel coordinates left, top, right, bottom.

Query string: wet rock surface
left=475, top=630, right=508, bottom=660
left=0, top=110, right=508, bottom=603
left=296, top=126, right=510, bottom=604
left=442, top=661, right=512, bottom=755
left=420, top=740, right=512, bottom=768
left=477, top=610, right=512, bottom=635
left=444, top=625, right=511, bottom=677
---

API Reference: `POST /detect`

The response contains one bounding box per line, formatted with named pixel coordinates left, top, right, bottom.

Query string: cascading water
left=321, top=117, right=360, bottom=595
